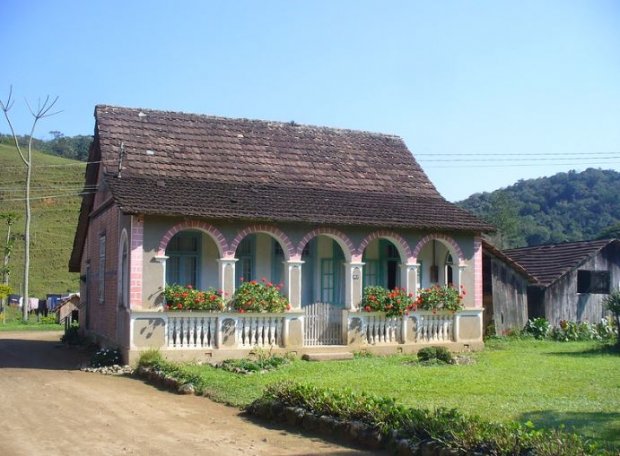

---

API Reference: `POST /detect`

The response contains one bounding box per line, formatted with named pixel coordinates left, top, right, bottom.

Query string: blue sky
left=1, top=0, right=619, bottom=201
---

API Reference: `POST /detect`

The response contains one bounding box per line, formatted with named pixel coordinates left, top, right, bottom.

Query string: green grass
left=0, top=305, right=62, bottom=331
left=152, top=338, right=620, bottom=449
left=0, top=142, right=82, bottom=297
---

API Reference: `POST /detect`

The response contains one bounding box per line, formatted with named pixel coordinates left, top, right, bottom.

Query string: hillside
left=457, top=168, right=620, bottom=248
left=0, top=143, right=84, bottom=298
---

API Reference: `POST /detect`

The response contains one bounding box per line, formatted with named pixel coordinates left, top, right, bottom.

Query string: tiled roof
left=482, top=239, right=536, bottom=283
left=69, top=106, right=492, bottom=270
left=106, top=176, right=488, bottom=230
left=503, top=239, right=617, bottom=286
left=94, top=105, right=491, bottom=230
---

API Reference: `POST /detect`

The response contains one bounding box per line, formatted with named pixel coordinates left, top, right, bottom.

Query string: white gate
left=303, top=302, right=343, bottom=346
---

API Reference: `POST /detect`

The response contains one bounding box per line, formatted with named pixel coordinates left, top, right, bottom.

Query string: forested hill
left=456, top=168, right=620, bottom=249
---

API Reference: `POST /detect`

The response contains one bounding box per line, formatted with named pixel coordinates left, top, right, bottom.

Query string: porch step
left=302, top=352, right=354, bottom=362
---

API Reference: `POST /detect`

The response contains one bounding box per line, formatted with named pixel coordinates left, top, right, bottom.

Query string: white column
left=217, top=258, right=238, bottom=300
left=344, top=261, right=364, bottom=310
left=401, top=262, right=420, bottom=299
left=285, top=260, right=304, bottom=310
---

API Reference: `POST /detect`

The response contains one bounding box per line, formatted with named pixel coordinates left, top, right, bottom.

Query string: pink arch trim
left=296, top=228, right=355, bottom=261
left=411, top=234, right=465, bottom=265
left=228, top=225, right=295, bottom=260
left=357, top=230, right=413, bottom=263
left=157, top=221, right=228, bottom=258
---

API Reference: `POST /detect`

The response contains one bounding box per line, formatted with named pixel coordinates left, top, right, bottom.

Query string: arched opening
left=300, top=235, right=346, bottom=307
left=165, top=230, right=219, bottom=289
left=361, top=238, right=402, bottom=289
left=416, top=239, right=458, bottom=288
left=233, top=233, right=287, bottom=290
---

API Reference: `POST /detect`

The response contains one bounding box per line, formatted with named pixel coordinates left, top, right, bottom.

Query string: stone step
left=301, top=352, right=354, bottom=362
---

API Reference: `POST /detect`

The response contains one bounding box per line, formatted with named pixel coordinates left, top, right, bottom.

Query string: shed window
left=577, top=270, right=610, bottom=294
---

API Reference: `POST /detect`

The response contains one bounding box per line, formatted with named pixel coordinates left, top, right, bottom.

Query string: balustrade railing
left=413, top=312, right=454, bottom=343
left=167, top=314, right=217, bottom=349
left=360, top=313, right=402, bottom=345
left=236, top=315, right=284, bottom=348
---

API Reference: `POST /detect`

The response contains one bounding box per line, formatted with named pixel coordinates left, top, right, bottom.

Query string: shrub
left=90, top=347, right=122, bottom=367
left=525, top=317, right=550, bottom=339
left=360, top=286, right=414, bottom=317
left=603, top=290, right=620, bottom=346
left=61, top=325, right=84, bottom=345
left=138, top=349, right=163, bottom=367
left=252, top=381, right=609, bottom=455
left=163, top=284, right=225, bottom=311
left=417, top=346, right=454, bottom=365
left=415, top=285, right=464, bottom=312
left=39, top=314, right=57, bottom=325
left=230, top=278, right=289, bottom=313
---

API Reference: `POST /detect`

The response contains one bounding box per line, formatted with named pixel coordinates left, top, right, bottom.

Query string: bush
left=163, top=284, right=225, bottom=311
left=417, top=346, right=454, bottom=365
left=361, top=286, right=414, bottom=317
left=252, top=381, right=610, bottom=455
left=61, top=325, right=84, bottom=345
left=525, top=317, right=550, bottom=339
left=415, top=285, right=464, bottom=312
left=90, top=347, right=122, bottom=367
left=230, top=278, right=290, bottom=313
left=39, top=314, right=57, bottom=325
left=138, top=349, right=163, bottom=367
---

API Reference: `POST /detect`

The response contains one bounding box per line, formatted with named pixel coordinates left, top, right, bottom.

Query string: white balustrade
left=166, top=313, right=217, bottom=349
left=358, top=313, right=403, bottom=345
left=414, top=312, right=455, bottom=343
left=236, top=315, right=284, bottom=348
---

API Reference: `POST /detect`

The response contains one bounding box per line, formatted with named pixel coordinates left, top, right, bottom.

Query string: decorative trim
left=296, top=227, right=355, bottom=261
left=356, top=230, right=413, bottom=263
left=157, top=221, right=228, bottom=258
left=228, top=224, right=295, bottom=260
left=411, top=233, right=465, bottom=264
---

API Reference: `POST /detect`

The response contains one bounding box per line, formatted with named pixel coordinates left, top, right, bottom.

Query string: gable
left=503, top=239, right=618, bottom=287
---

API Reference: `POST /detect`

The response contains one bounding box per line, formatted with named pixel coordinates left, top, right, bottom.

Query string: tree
left=603, top=290, right=620, bottom=348
left=486, top=192, right=522, bottom=249
left=0, top=212, right=19, bottom=288
left=0, top=86, right=59, bottom=321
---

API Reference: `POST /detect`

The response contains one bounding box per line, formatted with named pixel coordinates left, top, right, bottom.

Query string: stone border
left=133, top=366, right=466, bottom=455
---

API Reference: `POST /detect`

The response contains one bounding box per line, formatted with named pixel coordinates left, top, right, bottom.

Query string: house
left=56, top=293, right=80, bottom=329
left=69, top=106, right=493, bottom=363
left=482, top=240, right=536, bottom=336
left=503, top=239, right=620, bottom=326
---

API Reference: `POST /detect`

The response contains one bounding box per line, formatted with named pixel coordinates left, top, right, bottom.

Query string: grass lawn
left=167, top=338, right=619, bottom=449
left=0, top=306, right=62, bottom=331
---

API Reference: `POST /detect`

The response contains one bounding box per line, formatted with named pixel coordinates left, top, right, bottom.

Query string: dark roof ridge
left=504, top=238, right=615, bottom=254
left=94, top=104, right=403, bottom=140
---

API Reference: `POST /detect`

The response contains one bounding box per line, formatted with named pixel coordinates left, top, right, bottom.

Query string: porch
left=126, top=308, right=483, bottom=363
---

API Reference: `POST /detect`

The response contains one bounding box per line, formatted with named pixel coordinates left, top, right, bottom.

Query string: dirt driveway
left=0, top=331, right=377, bottom=456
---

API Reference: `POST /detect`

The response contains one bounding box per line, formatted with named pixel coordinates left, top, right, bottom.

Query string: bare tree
left=1, top=86, right=59, bottom=321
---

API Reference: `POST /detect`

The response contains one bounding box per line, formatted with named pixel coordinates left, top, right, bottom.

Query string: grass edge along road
left=143, top=338, right=620, bottom=450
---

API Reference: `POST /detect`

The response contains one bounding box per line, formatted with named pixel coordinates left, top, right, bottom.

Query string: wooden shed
left=504, top=239, right=620, bottom=326
left=482, top=240, right=535, bottom=336
left=56, top=293, right=80, bottom=329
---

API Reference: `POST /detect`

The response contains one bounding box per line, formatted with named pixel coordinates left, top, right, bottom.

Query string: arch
left=357, top=230, right=413, bottom=263
left=228, top=225, right=295, bottom=260
left=411, top=233, right=465, bottom=265
left=117, top=229, right=129, bottom=309
left=157, top=221, right=228, bottom=258
left=296, top=228, right=355, bottom=262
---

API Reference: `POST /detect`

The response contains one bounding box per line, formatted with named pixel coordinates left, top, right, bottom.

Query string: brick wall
left=79, top=198, right=121, bottom=345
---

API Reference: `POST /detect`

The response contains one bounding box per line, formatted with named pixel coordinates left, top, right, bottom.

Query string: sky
left=1, top=0, right=619, bottom=202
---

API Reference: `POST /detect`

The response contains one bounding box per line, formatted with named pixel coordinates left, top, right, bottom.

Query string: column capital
left=154, top=255, right=169, bottom=263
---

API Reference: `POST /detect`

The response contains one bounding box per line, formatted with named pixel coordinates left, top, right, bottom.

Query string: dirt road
left=0, top=331, right=376, bottom=456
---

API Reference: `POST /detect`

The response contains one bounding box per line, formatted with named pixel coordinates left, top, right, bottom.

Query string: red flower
left=239, top=309, right=245, bottom=313
left=364, top=305, right=371, bottom=312
left=176, top=303, right=183, bottom=310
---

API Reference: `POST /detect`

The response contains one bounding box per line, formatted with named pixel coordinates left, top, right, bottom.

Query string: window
left=166, top=232, right=200, bottom=287
left=321, top=259, right=335, bottom=303
left=445, top=253, right=454, bottom=285
left=577, top=270, right=610, bottom=294
left=271, top=240, right=284, bottom=286
left=235, top=236, right=255, bottom=284
left=98, top=234, right=106, bottom=304
left=364, top=260, right=380, bottom=286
